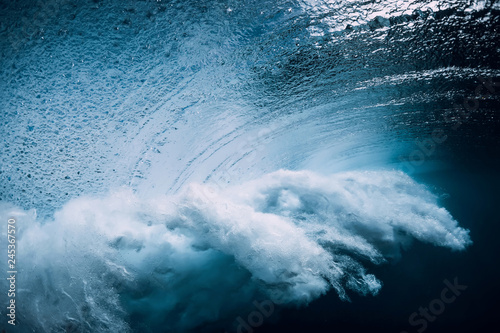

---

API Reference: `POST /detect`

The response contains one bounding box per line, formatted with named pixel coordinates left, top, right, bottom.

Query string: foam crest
left=0, top=170, right=471, bottom=332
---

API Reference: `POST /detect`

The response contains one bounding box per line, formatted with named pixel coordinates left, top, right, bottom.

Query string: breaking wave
left=2, top=0, right=495, bottom=331
left=0, top=169, right=471, bottom=332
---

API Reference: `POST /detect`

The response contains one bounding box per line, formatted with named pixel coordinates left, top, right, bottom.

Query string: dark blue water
left=0, top=0, right=499, bottom=332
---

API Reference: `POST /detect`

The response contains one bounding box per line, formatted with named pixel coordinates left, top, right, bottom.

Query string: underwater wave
left=0, top=170, right=471, bottom=332
left=1, top=0, right=498, bottom=331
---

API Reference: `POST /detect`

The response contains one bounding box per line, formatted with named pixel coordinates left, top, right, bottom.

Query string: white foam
left=0, top=169, right=471, bottom=332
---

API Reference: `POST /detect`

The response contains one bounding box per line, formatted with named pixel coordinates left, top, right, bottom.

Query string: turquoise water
left=0, top=0, right=499, bottom=332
